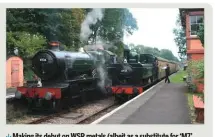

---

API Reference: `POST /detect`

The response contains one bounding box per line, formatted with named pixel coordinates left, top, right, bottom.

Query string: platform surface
left=95, top=81, right=191, bottom=124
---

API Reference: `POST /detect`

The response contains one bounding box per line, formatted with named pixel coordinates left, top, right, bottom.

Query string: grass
left=170, top=70, right=187, bottom=83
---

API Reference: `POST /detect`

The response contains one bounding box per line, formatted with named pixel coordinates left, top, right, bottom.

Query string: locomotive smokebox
left=48, top=41, right=60, bottom=51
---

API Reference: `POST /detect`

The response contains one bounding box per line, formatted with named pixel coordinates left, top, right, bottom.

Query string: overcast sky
left=124, top=8, right=180, bottom=58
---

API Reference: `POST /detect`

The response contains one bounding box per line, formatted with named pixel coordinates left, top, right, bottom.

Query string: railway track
left=77, top=103, right=119, bottom=124
left=27, top=97, right=117, bottom=124
left=26, top=84, right=154, bottom=125
left=7, top=78, right=167, bottom=124
left=7, top=82, right=157, bottom=124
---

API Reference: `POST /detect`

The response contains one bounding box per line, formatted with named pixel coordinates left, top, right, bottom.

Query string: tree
left=58, top=9, right=86, bottom=50
left=86, top=8, right=138, bottom=55
left=134, top=45, right=145, bottom=54
left=160, top=49, right=178, bottom=62
left=173, top=14, right=187, bottom=59
left=128, top=43, right=179, bottom=62
left=197, top=23, right=204, bottom=47
left=7, top=31, right=46, bottom=59
left=6, top=8, right=86, bottom=50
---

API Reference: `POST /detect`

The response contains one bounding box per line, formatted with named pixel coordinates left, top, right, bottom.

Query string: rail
left=27, top=98, right=116, bottom=124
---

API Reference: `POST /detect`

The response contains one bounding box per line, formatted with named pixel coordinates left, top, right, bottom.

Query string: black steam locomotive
left=16, top=41, right=115, bottom=111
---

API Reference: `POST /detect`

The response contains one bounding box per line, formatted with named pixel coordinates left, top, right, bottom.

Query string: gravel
left=39, top=97, right=115, bottom=124
left=6, top=96, right=117, bottom=124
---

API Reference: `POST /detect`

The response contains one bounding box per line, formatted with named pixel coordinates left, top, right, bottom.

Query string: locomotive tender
left=15, top=41, right=115, bottom=111
left=107, top=45, right=179, bottom=101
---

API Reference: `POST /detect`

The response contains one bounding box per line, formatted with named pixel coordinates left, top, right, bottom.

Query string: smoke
left=80, top=8, right=115, bottom=51
left=78, top=47, right=85, bottom=52
left=83, top=39, right=114, bottom=51
left=122, top=65, right=133, bottom=72
left=80, top=8, right=104, bottom=42
left=97, top=65, right=107, bottom=90
left=79, top=8, right=115, bottom=94
left=95, top=56, right=112, bottom=94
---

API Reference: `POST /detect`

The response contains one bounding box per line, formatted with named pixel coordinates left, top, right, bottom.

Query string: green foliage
left=59, top=9, right=86, bottom=49
left=186, top=59, right=204, bottom=94
left=24, top=68, right=35, bottom=81
left=159, top=49, right=179, bottom=62
left=6, top=8, right=86, bottom=49
left=187, top=60, right=204, bottom=79
left=197, top=24, right=204, bottom=47
left=87, top=8, right=138, bottom=56
left=7, top=31, right=46, bottom=59
left=128, top=44, right=179, bottom=62
left=173, top=14, right=187, bottom=59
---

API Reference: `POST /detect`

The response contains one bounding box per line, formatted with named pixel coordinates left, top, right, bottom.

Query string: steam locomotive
left=15, top=41, right=115, bottom=111
left=107, top=45, right=179, bottom=101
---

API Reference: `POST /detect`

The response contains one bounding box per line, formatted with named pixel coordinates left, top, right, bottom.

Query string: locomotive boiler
left=15, top=41, right=115, bottom=111
left=32, top=48, right=96, bottom=81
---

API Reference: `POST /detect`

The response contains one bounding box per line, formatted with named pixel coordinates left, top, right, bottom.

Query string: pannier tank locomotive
left=107, top=45, right=179, bottom=101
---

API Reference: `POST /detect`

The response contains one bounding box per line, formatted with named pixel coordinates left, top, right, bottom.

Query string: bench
left=193, top=95, right=204, bottom=123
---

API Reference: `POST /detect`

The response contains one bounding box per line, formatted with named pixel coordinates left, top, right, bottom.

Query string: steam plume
left=80, top=9, right=104, bottom=42
left=79, top=8, right=114, bottom=94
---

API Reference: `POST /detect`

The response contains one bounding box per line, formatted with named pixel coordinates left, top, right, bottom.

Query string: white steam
left=83, top=39, right=113, bottom=51
left=80, top=8, right=114, bottom=93
left=80, top=9, right=104, bottom=42
left=122, top=65, right=133, bottom=72
left=78, top=47, right=85, bottom=52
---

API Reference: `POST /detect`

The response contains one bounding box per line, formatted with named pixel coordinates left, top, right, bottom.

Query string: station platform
left=92, top=80, right=191, bottom=124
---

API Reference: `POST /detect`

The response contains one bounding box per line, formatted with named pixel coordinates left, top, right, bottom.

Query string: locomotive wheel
left=150, top=76, right=154, bottom=84
left=105, top=79, right=112, bottom=95
left=27, top=99, right=34, bottom=113
left=106, top=87, right=113, bottom=96
left=80, top=91, right=86, bottom=104
left=52, top=100, right=62, bottom=113
left=114, top=96, right=124, bottom=103
left=133, top=88, right=139, bottom=97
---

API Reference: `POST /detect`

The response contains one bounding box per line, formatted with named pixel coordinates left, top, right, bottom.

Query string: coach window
left=190, top=15, right=204, bottom=36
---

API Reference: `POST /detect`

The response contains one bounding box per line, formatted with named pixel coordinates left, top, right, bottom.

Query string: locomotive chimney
left=123, top=44, right=130, bottom=62
left=48, top=41, right=60, bottom=51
